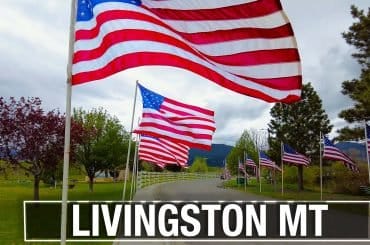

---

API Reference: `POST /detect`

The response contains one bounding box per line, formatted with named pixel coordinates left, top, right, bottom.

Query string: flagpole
left=281, top=142, right=284, bottom=196
left=237, top=157, right=240, bottom=187
left=364, top=121, right=370, bottom=185
left=258, top=150, right=262, bottom=193
left=130, top=136, right=139, bottom=200
left=122, top=81, right=138, bottom=201
left=60, top=1, right=76, bottom=244
left=319, top=131, right=323, bottom=201
left=244, top=151, right=247, bottom=192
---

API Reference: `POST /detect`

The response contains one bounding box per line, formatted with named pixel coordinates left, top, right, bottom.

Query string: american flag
left=245, top=156, right=257, bottom=174
left=259, top=151, right=281, bottom=171
left=322, top=136, right=359, bottom=173
left=282, top=144, right=310, bottom=166
left=238, top=162, right=246, bottom=175
left=245, top=156, right=257, bottom=168
left=72, top=0, right=302, bottom=103
left=366, top=123, right=370, bottom=158
left=138, top=135, right=189, bottom=168
left=134, top=84, right=215, bottom=150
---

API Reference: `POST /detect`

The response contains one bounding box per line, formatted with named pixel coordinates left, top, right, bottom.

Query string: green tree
left=268, top=83, right=332, bottom=191
left=226, top=129, right=259, bottom=175
left=337, top=6, right=370, bottom=140
left=189, top=157, right=208, bottom=173
left=73, top=107, right=130, bottom=192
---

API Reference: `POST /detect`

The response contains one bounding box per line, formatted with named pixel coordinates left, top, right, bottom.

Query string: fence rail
left=136, top=171, right=218, bottom=190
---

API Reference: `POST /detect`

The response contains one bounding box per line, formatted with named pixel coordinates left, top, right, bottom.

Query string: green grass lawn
left=0, top=181, right=130, bottom=244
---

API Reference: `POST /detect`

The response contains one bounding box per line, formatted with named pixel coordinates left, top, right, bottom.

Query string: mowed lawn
left=0, top=180, right=129, bottom=244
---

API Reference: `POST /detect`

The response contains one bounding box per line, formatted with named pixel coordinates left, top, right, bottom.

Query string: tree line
left=0, top=98, right=133, bottom=199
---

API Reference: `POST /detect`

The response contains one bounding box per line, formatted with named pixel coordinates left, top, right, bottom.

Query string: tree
left=73, top=108, right=130, bottom=192
left=226, top=129, right=260, bottom=176
left=268, top=83, right=332, bottom=191
left=189, top=157, right=208, bottom=173
left=0, top=97, right=83, bottom=200
left=337, top=6, right=370, bottom=140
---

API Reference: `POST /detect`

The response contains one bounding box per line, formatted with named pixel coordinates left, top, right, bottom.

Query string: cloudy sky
left=0, top=0, right=368, bottom=146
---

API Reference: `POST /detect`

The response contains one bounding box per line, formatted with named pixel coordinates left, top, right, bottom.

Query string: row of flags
left=241, top=128, right=370, bottom=175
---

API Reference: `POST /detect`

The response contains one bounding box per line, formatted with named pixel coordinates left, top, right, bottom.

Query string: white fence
left=136, top=171, right=218, bottom=190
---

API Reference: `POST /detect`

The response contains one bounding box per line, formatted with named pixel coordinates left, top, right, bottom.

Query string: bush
left=189, top=157, right=208, bottom=173
left=282, top=165, right=298, bottom=184
left=328, top=162, right=368, bottom=195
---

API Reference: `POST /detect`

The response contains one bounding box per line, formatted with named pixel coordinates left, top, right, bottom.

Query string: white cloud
left=1, top=0, right=368, bottom=145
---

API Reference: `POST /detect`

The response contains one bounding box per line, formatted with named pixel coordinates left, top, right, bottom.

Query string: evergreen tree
left=337, top=6, right=370, bottom=140
left=268, top=83, right=332, bottom=191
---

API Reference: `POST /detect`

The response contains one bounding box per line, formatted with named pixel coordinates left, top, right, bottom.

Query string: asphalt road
left=114, top=178, right=369, bottom=245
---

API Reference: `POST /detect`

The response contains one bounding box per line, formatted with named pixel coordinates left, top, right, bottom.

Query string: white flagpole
left=61, top=1, right=76, bottom=244
left=122, top=81, right=138, bottom=201
left=244, top=151, right=247, bottom=192
left=319, top=131, right=323, bottom=201
left=258, top=150, right=262, bottom=193
left=129, top=136, right=139, bottom=200
left=364, top=121, right=370, bottom=185
left=237, top=157, right=240, bottom=187
left=281, top=142, right=284, bottom=196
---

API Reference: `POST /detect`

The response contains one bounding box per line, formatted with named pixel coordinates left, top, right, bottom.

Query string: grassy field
left=0, top=180, right=129, bottom=244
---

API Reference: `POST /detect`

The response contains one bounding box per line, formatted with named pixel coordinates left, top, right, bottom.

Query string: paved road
left=114, top=178, right=369, bottom=245
left=133, top=178, right=270, bottom=201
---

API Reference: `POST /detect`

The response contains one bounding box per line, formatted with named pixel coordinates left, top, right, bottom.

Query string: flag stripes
left=73, top=0, right=302, bottom=103
left=322, top=135, right=358, bottom=172
left=138, top=136, right=190, bottom=168
left=259, top=151, right=281, bottom=171
left=282, top=144, right=310, bottom=166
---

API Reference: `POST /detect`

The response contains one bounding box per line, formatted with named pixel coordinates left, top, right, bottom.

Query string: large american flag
left=259, top=151, right=281, bottom=171
left=134, top=84, right=215, bottom=150
left=245, top=156, right=257, bottom=168
left=72, top=0, right=302, bottom=103
left=138, top=135, right=190, bottom=168
left=322, top=136, right=359, bottom=173
left=282, top=144, right=310, bottom=166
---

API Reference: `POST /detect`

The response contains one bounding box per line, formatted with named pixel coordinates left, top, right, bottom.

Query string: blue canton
left=76, top=0, right=142, bottom=22
left=259, top=151, right=271, bottom=160
left=138, top=84, right=164, bottom=110
left=323, top=136, right=334, bottom=147
left=284, top=144, right=297, bottom=154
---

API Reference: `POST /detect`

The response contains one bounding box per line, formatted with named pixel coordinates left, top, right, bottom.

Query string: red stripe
left=72, top=52, right=301, bottom=103
left=74, top=28, right=299, bottom=67
left=180, top=24, right=294, bottom=45
left=141, top=137, right=188, bottom=163
left=143, top=0, right=282, bottom=21
left=164, top=98, right=214, bottom=116
left=137, top=122, right=213, bottom=140
left=142, top=112, right=215, bottom=131
left=136, top=130, right=211, bottom=151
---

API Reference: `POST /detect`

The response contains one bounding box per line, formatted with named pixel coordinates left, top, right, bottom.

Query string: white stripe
left=155, top=115, right=216, bottom=129
left=142, top=0, right=257, bottom=10
left=162, top=100, right=214, bottom=118
left=141, top=138, right=188, bottom=163
left=163, top=11, right=288, bottom=34
left=72, top=41, right=301, bottom=100
left=74, top=18, right=296, bottom=56
left=137, top=126, right=212, bottom=146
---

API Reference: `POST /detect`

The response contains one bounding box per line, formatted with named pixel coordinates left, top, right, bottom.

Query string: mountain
left=335, top=141, right=367, bottom=163
left=188, top=144, right=233, bottom=167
